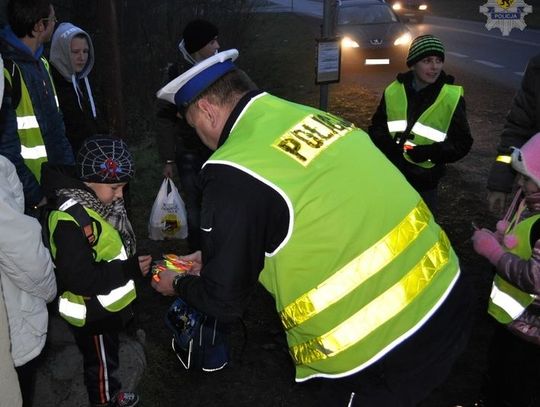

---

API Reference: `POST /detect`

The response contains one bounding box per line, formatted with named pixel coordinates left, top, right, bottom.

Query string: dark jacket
left=487, top=53, right=540, bottom=193
left=0, top=26, right=74, bottom=207
left=50, top=65, right=107, bottom=156
left=155, top=62, right=212, bottom=163
left=368, top=70, right=473, bottom=191
left=42, top=164, right=140, bottom=333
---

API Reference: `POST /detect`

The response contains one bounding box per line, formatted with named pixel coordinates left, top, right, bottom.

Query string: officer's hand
left=151, top=269, right=177, bottom=296
left=407, top=145, right=432, bottom=163
left=180, top=250, right=202, bottom=276
left=163, top=163, right=174, bottom=178
left=138, top=255, right=152, bottom=277
left=487, top=190, right=508, bottom=216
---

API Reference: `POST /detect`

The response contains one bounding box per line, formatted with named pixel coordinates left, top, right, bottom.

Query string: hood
left=50, top=23, right=94, bottom=81
left=0, top=25, right=44, bottom=61
left=0, top=155, right=25, bottom=212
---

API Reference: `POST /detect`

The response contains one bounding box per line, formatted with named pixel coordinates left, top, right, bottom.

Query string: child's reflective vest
left=3, top=57, right=59, bottom=181
left=488, top=214, right=540, bottom=324
left=48, top=203, right=136, bottom=327
left=384, top=81, right=462, bottom=168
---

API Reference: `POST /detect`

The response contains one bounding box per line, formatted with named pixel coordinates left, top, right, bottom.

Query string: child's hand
left=472, top=229, right=505, bottom=266
left=138, top=255, right=152, bottom=276
left=180, top=250, right=203, bottom=276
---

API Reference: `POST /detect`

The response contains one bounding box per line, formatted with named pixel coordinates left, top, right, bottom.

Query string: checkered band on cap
left=406, top=35, right=445, bottom=67
left=77, top=136, right=135, bottom=183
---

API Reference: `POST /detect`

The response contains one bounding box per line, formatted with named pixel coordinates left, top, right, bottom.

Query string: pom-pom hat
left=77, top=136, right=135, bottom=183
left=511, top=132, right=540, bottom=188
left=156, top=49, right=239, bottom=110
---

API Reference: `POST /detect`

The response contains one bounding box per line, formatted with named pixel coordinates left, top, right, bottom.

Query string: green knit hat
left=406, top=35, right=445, bottom=67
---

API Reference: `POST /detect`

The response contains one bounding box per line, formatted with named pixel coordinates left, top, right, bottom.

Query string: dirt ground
left=132, top=12, right=519, bottom=407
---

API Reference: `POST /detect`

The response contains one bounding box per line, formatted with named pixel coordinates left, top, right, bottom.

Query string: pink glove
left=472, top=228, right=505, bottom=265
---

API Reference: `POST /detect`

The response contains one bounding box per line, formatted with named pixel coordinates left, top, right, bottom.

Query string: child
left=472, top=132, right=540, bottom=407
left=44, top=136, right=151, bottom=407
left=368, top=34, right=473, bottom=215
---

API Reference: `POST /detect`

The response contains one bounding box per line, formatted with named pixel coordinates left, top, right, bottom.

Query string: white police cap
left=156, top=49, right=239, bottom=109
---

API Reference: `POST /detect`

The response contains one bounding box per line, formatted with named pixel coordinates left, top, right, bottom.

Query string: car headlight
left=342, top=37, right=360, bottom=48
left=392, top=2, right=402, bottom=10
left=394, top=32, right=412, bottom=46
left=419, top=4, right=427, bottom=10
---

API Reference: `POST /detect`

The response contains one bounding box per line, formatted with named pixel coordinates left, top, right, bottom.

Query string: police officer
left=151, top=49, right=472, bottom=407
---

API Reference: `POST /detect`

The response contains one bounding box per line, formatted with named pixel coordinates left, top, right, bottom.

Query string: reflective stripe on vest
left=3, top=57, right=59, bottom=181
left=384, top=81, right=463, bottom=168
left=49, top=207, right=136, bottom=326
left=487, top=214, right=540, bottom=324
left=208, top=92, right=460, bottom=381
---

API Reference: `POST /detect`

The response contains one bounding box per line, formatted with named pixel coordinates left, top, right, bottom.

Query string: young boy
left=472, top=132, right=540, bottom=407
left=44, top=136, right=151, bottom=407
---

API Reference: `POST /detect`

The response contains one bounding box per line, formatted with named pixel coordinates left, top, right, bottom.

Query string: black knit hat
left=77, top=136, right=135, bottom=183
left=406, top=35, right=445, bottom=67
left=183, top=19, right=219, bottom=54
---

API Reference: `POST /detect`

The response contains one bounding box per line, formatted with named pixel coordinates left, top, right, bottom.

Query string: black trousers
left=72, top=329, right=121, bottom=405
left=483, top=324, right=540, bottom=407
left=305, top=275, right=473, bottom=407
left=15, top=354, right=41, bottom=407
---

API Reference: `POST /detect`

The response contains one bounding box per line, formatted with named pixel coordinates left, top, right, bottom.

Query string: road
left=263, top=0, right=540, bottom=90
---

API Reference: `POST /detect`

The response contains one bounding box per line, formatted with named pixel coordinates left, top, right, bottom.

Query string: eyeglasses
left=42, top=16, right=58, bottom=23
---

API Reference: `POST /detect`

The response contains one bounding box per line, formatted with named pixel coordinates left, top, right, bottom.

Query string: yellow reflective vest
left=384, top=81, right=463, bottom=168
left=488, top=214, right=540, bottom=324
left=209, top=92, right=461, bottom=381
left=3, top=58, right=59, bottom=182
left=48, top=204, right=136, bottom=327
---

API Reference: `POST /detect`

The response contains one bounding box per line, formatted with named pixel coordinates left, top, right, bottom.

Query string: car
left=389, top=0, right=429, bottom=23
left=337, top=0, right=412, bottom=66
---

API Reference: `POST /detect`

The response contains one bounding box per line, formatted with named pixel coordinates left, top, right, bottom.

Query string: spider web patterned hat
left=77, top=136, right=135, bottom=183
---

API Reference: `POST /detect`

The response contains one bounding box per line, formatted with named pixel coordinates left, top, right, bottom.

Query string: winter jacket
left=495, top=196, right=540, bottom=346
left=0, top=25, right=74, bottom=207
left=155, top=61, right=212, bottom=163
left=50, top=23, right=107, bottom=156
left=487, top=53, right=540, bottom=193
left=369, top=70, right=473, bottom=191
left=0, top=154, right=56, bottom=367
left=41, top=164, right=140, bottom=334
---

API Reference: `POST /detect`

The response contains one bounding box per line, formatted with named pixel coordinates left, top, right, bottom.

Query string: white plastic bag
left=148, top=178, right=188, bottom=240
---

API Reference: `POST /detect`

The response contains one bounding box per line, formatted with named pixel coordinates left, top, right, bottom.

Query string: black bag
left=165, top=297, right=229, bottom=372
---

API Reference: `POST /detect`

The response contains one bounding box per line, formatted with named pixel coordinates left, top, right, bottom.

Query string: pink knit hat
left=511, top=132, right=540, bottom=187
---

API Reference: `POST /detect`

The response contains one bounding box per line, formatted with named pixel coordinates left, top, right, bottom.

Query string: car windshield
left=338, top=4, right=398, bottom=25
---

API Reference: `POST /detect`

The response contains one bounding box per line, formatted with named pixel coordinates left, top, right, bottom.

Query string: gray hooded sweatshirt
left=50, top=23, right=96, bottom=118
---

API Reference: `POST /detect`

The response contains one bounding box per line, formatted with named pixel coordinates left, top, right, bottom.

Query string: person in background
left=368, top=34, right=473, bottom=216
left=0, top=52, right=23, bottom=407
left=43, top=136, right=151, bottom=407
left=487, top=53, right=540, bottom=216
left=472, top=132, right=540, bottom=407
left=0, top=154, right=56, bottom=407
left=50, top=22, right=107, bottom=156
left=0, top=0, right=74, bottom=213
left=155, top=19, right=219, bottom=251
left=151, top=49, right=472, bottom=406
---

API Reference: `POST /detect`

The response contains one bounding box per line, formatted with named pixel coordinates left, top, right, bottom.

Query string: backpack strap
left=56, top=196, right=96, bottom=246
left=3, top=58, right=22, bottom=109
